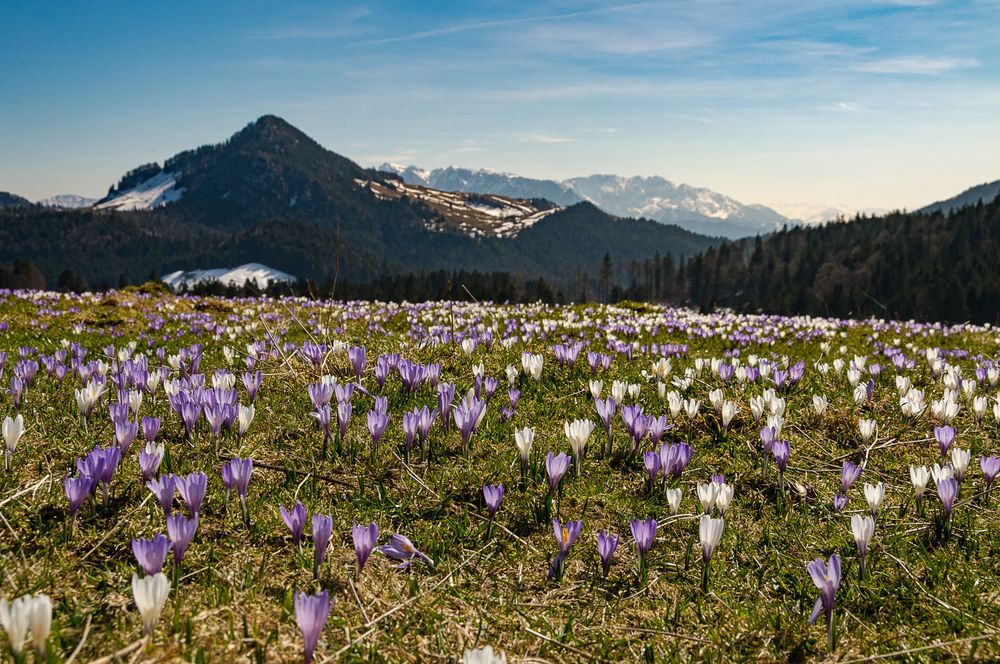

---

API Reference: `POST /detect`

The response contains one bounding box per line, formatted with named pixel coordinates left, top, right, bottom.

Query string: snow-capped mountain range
left=161, top=263, right=295, bottom=290
left=36, top=194, right=98, bottom=209
left=378, top=164, right=792, bottom=239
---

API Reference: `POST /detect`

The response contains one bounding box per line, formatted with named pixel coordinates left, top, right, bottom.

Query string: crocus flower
left=0, top=595, right=29, bottom=657
left=934, top=425, right=956, bottom=457
left=938, top=477, right=958, bottom=529
left=630, top=517, right=657, bottom=576
left=280, top=501, right=308, bottom=545
left=483, top=483, right=504, bottom=518
left=64, top=474, right=92, bottom=523
left=665, top=487, right=682, bottom=515
left=166, top=513, right=198, bottom=571
left=841, top=461, right=862, bottom=494
left=807, top=554, right=841, bottom=652
left=545, top=451, right=571, bottom=494
left=514, top=428, right=534, bottom=482
left=715, top=483, right=734, bottom=517
left=132, top=534, right=171, bottom=575
left=138, top=442, right=164, bottom=482
left=864, top=482, right=884, bottom=519
left=981, top=455, right=1000, bottom=505
left=697, top=482, right=718, bottom=515
left=352, top=520, right=378, bottom=575
left=366, top=410, right=391, bottom=461
left=463, top=645, right=506, bottom=664
left=548, top=518, right=582, bottom=582
left=643, top=451, right=661, bottom=490
left=2, top=414, right=24, bottom=470
left=699, top=515, right=724, bottom=590
left=910, top=465, right=930, bottom=514
left=224, top=457, right=254, bottom=525
left=564, top=419, right=594, bottom=476
left=832, top=492, right=848, bottom=514
left=141, top=416, right=161, bottom=442
left=147, top=474, right=176, bottom=518
left=295, top=590, right=332, bottom=664
left=310, top=514, right=334, bottom=579
left=597, top=530, right=619, bottom=577
left=951, top=448, right=970, bottom=484
left=772, top=440, right=790, bottom=491
left=131, top=572, right=170, bottom=636
left=26, top=595, right=51, bottom=658
left=237, top=404, right=254, bottom=439
left=177, top=471, right=207, bottom=517
left=377, top=533, right=434, bottom=569
left=850, top=514, right=874, bottom=581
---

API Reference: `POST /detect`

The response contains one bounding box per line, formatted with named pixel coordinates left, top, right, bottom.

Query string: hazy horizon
left=3, top=1, right=998, bottom=215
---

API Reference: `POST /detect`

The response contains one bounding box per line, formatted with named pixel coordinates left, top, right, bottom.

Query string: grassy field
left=1, top=287, right=999, bottom=662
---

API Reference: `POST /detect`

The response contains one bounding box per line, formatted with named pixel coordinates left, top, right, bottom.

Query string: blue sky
left=2, top=1, right=998, bottom=215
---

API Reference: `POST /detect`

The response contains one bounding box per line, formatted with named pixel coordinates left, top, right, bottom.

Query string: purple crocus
left=938, top=477, right=958, bottom=528
left=337, top=401, right=351, bottom=453
left=772, top=440, right=790, bottom=490
left=166, top=512, right=198, bottom=572
left=377, top=533, right=434, bottom=569
left=548, top=518, right=583, bottom=582
left=242, top=370, right=263, bottom=403
left=437, top=382, right=455, bottom=430
left=280, top=501, right=308, bottom=545
left=114, top=420, right=139, bottom=454
left=221, top=462, right=235, bottom=507
left=643, top=451, right=661, bottom=491
left=147, top=473, right=176, bottom=518
left=141, top=416, right=161, bottom=443
left=832, top=492, right=848, bottom=514
left=366, top=409, right=391, bottom=461
left=630, top=517, right=657, bottom=578
left=132, top=534, right=171, bottom=575
left=295, top=590, right=332, bottom=664
left=807, top=553, right=842, bottom=652
left=348, top=346, right=367, bottom=379
left=594, top=397, right=616, bottom=455
left=981, top=455, right=1000, bottom=505
left=934, top=425, right=956, bottom=458
left=64, top=474, right=92, bottom=523
left=545, top=451, right=571, bottom=494
left=312, top=514, right=333, bottom=579
left=597, top=530, right=619, bottom=578
left=352, top=521, right=379, bottom=576
left=841, top=461, right=862, bottom=494
left=138, top=443, right=163, bottom=482
left=177, top=471, right=207, bottom=517
left=482, top=483, right=504, bottom=539
left=224, top=457, right=254, bottom=525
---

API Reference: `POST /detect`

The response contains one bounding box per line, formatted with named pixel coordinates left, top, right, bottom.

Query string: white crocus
left=665, top=487, right=682, bottom=515
left=909, top=465, right=930, bottom=498
left=951, top=447, right=971, bottom=483
left=611, top=380, right=627, bottom=405
left=463, top=645, right=507, bottom=664
left=708, top=389, right=725, bottom=413
left=721, top=401, right=738, bottom=431
left=864, top=482, right=885, bottom=518
left=850, top=514, right=875, bottom=579
left=588, top=379, right=603, bottom=400
left=697, top=482, right=719, bottom=515
left=684, top=399, right=701, bottom=420
left=237, top=404, right=255, bottom=438
left=132, top=573, right=171, bottom=636
left=27, top=594, right=51, bottom=657
left=514, top=427, right=534, bottom=467
left=2, top=415, right=24, bottom=468
left=0, top=595, right=30, bottom=655
left=812, top=394, right=828, bottom=417
left=564, top=419, right=595, bottom=476
left=505, top=364, right=518, bottom=386
left=715, top=483, right=734, bottom=517
left=859, top=418, right=876, bottom=444
left=461, top=338, right=476, bottom=356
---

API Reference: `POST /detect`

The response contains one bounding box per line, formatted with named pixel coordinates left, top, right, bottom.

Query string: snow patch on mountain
left=161, top=263, right=295, bottom=290
left=358, top=176, right=560, bottom=238
left=36, top=194, right=97, bottom=209
left=96, top=171, right=183, bottom=211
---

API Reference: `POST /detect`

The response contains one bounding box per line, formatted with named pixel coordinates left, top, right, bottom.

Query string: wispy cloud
left=352, top=2, right=659, bottom=47
left=514, top=132, right=577, bottom=144
left=855, top=55, right=979, bottom=74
